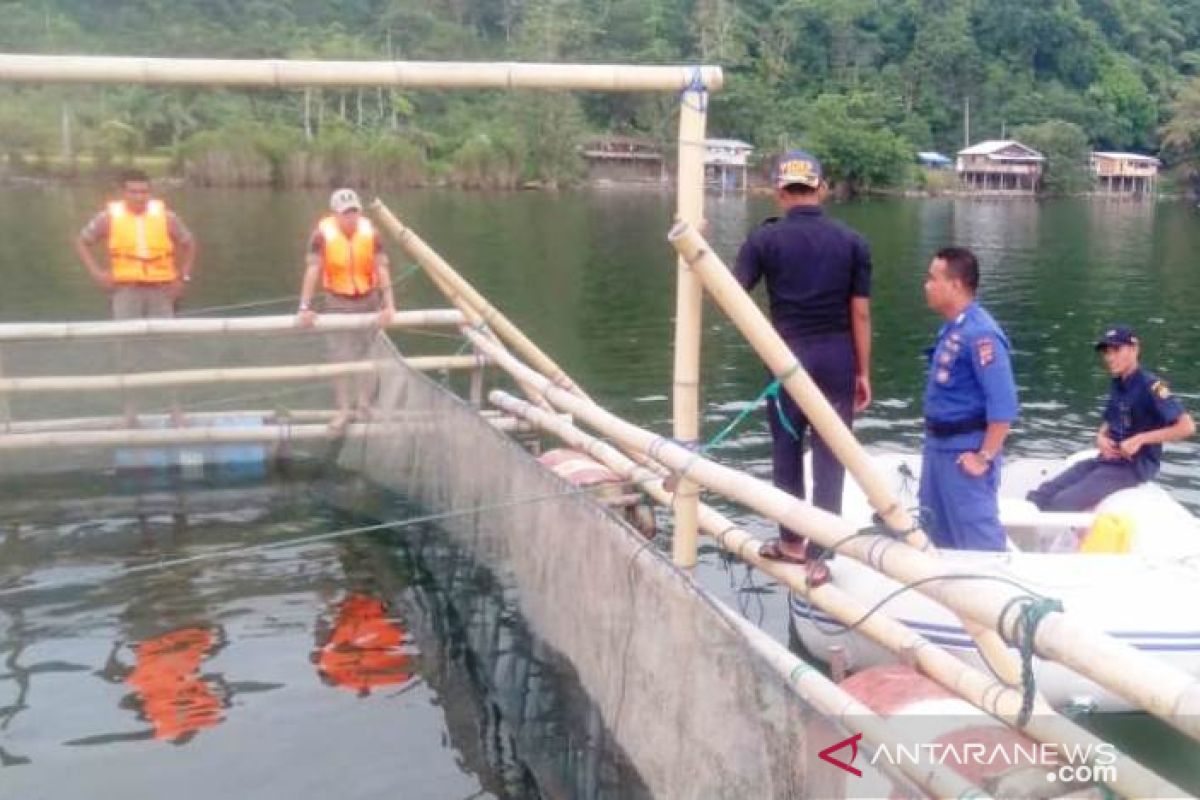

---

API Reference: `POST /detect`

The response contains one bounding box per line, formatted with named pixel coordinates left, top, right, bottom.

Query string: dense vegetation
left=3, top=0, right=1200, bottom=193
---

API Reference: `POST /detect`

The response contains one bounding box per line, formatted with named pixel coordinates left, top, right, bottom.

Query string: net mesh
left=339, top=334, right=909, bottom=798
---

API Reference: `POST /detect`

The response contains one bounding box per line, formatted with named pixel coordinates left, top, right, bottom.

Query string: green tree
left=1013, top=119, right=1092, bottom=194
left=803, top=92, right=913, bottom=194
left=1160, top=77, right=1200, bottom=192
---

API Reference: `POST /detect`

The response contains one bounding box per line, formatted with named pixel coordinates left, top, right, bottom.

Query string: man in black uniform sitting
left=734, top=150, right=873, bottom=564
left=1027, top=325, right=1194, bottom=511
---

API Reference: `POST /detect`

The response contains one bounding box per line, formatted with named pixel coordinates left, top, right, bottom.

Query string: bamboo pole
left=490, top=389, right=1186, bottom=800
left=669, top=76, right=709, bottom=568
left=0, top=309, right=463, bottom=342
left=0, top=361, right=375, bottom=393
left=370, top=200, right=589, bottom=401
left=667, top=220, right=1023, bottom=685
left=369, top=202, right=547, bottom=410
left=0, top=355, right=489, bottom=395
left=467, top=327, right=1200, bottom=742
left=0, top=54, right=723, bottom=93
left=0, top=414, right=551, bottom=451
left=0, top=407, right=552, bottom=435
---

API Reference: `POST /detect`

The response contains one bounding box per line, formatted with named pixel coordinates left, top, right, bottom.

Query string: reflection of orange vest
left=317, top=594, right=413, bottom=693
left=319, top=216, right=377, bottom=297
left=126, top=627, right=222, bottom=741
left=108, top=200, right=177, bottom=284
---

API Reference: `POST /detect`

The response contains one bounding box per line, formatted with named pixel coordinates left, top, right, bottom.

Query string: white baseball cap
left=330, top=188, right=362, bottom=212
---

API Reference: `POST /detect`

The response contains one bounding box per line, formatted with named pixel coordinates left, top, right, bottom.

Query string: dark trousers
left=765, top=332, right=855, bottom=548
left=1026, top=457, right=1142, bottom=512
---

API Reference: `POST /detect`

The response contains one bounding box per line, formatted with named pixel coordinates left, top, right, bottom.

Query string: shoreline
left=0, top=168, right=1187, bottom=202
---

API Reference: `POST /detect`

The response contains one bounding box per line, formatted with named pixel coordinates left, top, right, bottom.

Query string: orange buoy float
left=537, top=448, right=656, bottom=538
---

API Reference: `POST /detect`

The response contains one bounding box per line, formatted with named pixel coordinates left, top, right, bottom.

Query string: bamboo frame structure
left=0, top=49, right=717, bottom=562
left=0, top=309, right=463, bottom=341
left=489, top=388, right=1186, bottom=800
left=488, top=393, right=990, bottom=798
left=0, top=54, right=723, bottom=92
left=467, top=326, right=1200, bottom=742
left=0, top=355, right=485, bottom=394
left=667, top=220, right=1024, bottom=685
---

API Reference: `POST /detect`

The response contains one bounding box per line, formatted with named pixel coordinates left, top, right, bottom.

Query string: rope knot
left=999, top=595, right=1064, bottom=727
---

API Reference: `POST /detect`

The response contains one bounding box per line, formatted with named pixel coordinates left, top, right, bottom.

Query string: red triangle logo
left=819, top=732, right=863, bottom=777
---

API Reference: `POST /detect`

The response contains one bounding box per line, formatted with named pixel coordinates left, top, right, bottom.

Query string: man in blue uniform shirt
left=734, top=149, right=873, bottom=564
left=1026, top=326, right=1194, bottom=511
left=920, top=247, right=1019, bottom=551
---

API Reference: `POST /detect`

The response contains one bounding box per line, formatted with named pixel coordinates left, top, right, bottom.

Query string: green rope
left=1008, top=596, right=1065, bottom=727
left=392, top=262, right=422, bottom=285
left=700, top=378, right=798, bottom=453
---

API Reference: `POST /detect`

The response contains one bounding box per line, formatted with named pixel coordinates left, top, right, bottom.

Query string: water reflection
left=313, top=593, right=414, bottom=696
left=102, top=625, right=228, bottom=743
left=1, top=468, right=650, bottom=799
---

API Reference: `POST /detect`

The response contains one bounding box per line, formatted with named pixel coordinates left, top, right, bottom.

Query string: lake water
left=2, top=184, right=1200, bottom=796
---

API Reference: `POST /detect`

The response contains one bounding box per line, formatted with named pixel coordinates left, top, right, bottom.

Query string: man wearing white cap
left=297, top=188, right=397, bottom=432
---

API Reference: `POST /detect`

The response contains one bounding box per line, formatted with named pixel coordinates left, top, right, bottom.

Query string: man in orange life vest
left=75, top=169, right=196, bottom=319
left=296, top=188, right=397, bottom=432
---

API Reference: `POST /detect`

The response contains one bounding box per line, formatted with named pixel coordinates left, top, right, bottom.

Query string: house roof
left=1092, top=151, right=1161, bottom=165
left=705, top=138, right=753, bottom=150
left=957, top=140, right=1044, bottom=161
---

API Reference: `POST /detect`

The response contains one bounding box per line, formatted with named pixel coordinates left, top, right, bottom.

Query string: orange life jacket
left=107, top=199, right=177, bottom=284
left=319, top=215, right=378, bottom=297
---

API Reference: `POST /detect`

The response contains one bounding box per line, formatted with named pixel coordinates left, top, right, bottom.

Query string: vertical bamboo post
left=670, top=75, right=708, bottom=568
left=0, top=344, right=10, bottom=430
left=469, top=348, right=485, bottom=408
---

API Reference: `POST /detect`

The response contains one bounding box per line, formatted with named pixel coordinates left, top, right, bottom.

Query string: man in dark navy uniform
left=920, top=247, right=1018, bottom=551
left=1026, top=326, right=1194, bottom=511
left=734, top=150, right=873, bottom=563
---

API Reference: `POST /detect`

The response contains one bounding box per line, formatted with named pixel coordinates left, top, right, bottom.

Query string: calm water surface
left=2, top=185, right=1200, bottom=795
left=4, top=186, right=1198, bottom=502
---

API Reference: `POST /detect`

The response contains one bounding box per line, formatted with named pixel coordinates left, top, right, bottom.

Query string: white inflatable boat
left=789, top=451, right=1200, bottom=712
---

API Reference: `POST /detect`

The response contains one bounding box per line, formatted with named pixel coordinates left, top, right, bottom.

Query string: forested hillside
left=2, top=0, right=1200, bottom=192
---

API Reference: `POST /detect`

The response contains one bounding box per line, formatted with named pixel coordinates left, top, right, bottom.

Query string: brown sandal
left=758, top=538, right=807, bottom=565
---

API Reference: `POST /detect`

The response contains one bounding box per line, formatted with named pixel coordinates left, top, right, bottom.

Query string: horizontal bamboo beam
left=0, top=54, right=723, bottom=92
left=468, top=326, right=1200, bottom=742
left=2, top=406, right=514, bottom=435
left=490, top=389, right=1184, bottom=800
left=0, top=354, right=487, bottom=394
left=0, top=413, right=553, bottom=451
left=0, top=362, right=374, bottom=393
left=0, top=309, right=463, bottom=342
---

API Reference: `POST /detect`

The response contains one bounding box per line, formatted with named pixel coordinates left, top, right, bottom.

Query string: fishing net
left=337, top=334, right=915, bottom=799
